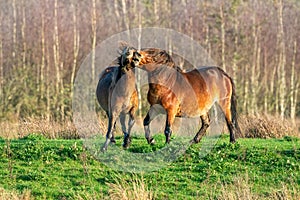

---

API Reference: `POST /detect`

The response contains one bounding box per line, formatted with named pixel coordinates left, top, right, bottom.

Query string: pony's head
left=118, top=46, right=142, bottom=72
left=136, top=48, right=175, bottom=68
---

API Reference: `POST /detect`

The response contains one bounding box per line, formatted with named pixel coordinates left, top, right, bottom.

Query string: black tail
left=216, top=67, right=242, bottom=138
left=229, top=76, right=242, bottom=137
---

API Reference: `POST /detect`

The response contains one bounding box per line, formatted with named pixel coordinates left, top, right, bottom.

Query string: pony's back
left=96, top=66, right=119, bottom=113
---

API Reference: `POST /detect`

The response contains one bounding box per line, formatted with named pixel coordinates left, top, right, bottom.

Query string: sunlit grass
left=0, top=134, right=299, bottom=199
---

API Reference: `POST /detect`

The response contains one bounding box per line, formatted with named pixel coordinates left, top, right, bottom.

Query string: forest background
left=0, top=0, right=299, bottom=134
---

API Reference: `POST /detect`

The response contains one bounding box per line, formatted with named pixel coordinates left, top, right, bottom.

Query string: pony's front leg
left=120, top=112, right=134, bottom=149
left=120, top=113, right=128, bottom=148
left=164, top=110, right=176, bottom=144
left=125, top=109, right=136, bottom=148
left=144, top=113, right=155, bottom=145
left=143, top=106, right=159, bottom=145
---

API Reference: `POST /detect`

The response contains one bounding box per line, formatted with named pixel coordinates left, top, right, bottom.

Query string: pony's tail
left=229, top=77, right=242, bottom=137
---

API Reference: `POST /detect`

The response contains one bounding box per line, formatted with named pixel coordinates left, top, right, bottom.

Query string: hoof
left=122, top=137, right=132, bottom=149
left=165, top=135, right=171, bottom=144
left=101, top=146, right=107, bottom=152
left=189, top=139, right=196, bottom=145
left=190, top=137, right=200, bottom=144
left=122, top=133, right=131, bottom=149
left=122, top=143, right=130, bottom=149
left=110, top=138, right=116, bottom=144
left=150, top=139, right=155, bottom=145
left=147, top=138, right=155, bottom=145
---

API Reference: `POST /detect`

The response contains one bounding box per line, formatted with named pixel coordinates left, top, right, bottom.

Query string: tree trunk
left=121, top=0, right=129, bottom=30
left=277, top=0, right=286, bottom=120
left=53, top=0, right=64, bottom=120
left=135, top=0, right=143, bottom=118
left=0, top=18, right=3, bottom=99
left=243, top=64, right=249, bottom=114
left=114, top=0, right=121, bottom=28
left=232, top=3, right=238, bottom=85
left=21, top=0, right=27, bottom=70
left=153, top=0, right=159, bottom=23
left=91, top=0, right=97, bottom=83
left=263, top=47, right=268, bottom=113
left=205, top=25, right=211, bottom=58
left=40, top=8, right=45, bottom=100
left=12, top=0, right=17, bottom=69
left=220, top=4, right=226, bottom=71
left=250, top=14, right=258, bottom=114
left=70, top=1, right=80, bottom=103
left=290, top=37, right=297, bottom=125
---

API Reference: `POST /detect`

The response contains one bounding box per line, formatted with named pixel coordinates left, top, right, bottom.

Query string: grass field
left=0, top=134, right=299, bottom=199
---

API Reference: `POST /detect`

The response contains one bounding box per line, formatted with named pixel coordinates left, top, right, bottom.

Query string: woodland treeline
left=0, top=0, right=299, bottom=123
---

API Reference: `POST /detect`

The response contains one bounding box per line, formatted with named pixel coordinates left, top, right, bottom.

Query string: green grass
left=0, top=134, right=299, bottom=199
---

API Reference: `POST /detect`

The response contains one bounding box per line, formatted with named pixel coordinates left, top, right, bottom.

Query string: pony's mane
left=117, top=54, right=123, bottom=67
left=140, top=48, right=183, bottom=72
left=117, top=46, right=127, bottom=67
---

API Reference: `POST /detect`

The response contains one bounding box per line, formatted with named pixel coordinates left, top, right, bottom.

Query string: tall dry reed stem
left=106, top=174, right=154, bottom=200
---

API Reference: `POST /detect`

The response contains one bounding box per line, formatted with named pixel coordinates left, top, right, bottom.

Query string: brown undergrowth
left=1, top=114, right=299, bottom=139
left=0, top=118, right=80, bottom=139
left=238, top=114, right=299, bottom=139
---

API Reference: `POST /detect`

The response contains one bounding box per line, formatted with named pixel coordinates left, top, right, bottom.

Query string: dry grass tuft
left=270, top=184, right=300, bottom=200
left=0, top=188, right=32, bottom=200
left=0, top=118, right=80, bottom=139
left=106, top=175, right=154, bottom=200
left=0, top=113, right=110, bottom=139
left=216, top=175, right=300, bottom=200
left=217, top=174, right=259, bottom=200
left=0, top=121, right=20, bottom=139
left=238, top=114, right=299, bottom=139
left=19, top=117, right=79, bottom=139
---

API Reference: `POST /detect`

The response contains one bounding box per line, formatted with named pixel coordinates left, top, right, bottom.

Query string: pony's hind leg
left=102, top=113, right=118, bottom=151
left=110, top=122, right=117, bottom=144
left=105, top=111, right=116, bottom=144
left=218, top=99, right=236, bottom=143
left=191, top=113, right=210, bottom=144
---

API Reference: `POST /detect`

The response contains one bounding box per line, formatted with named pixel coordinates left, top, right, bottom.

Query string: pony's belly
left=177, top=95, right=216, bottom=118
left=176, top=106, right=207, bottom=118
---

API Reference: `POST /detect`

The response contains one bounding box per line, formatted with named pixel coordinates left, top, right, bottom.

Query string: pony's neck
left=114, top=66, right=136, bottom=95
left=116, top=65, right=135, bottom=81
left=139, top=49, right=176, bottom=67
left=140, top=63, right=183, bottom=75
left=139, top=63, right=159, bottom=73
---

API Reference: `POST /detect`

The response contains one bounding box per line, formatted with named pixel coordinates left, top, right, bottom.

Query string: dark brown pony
left=135, top=48, right=241, bottom=144
left=96, top=46, right=141, bottom=151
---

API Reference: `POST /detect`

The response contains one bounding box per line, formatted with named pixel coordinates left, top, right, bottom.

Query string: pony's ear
left=118, top=41, right=131, bottom=51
